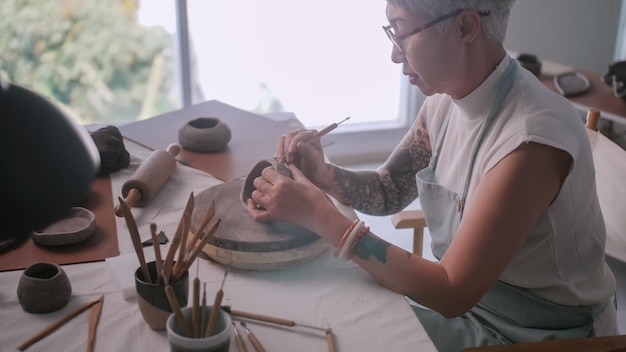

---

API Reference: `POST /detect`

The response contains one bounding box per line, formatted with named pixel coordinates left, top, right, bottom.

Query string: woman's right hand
left=274, top=129, right=330, bottom=185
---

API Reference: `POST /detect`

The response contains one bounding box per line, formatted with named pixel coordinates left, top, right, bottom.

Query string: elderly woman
left=244, top=1, right=618, bottom=350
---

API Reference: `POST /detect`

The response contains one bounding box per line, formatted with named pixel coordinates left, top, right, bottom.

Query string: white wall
left=505, top=0, right=623, bottom=74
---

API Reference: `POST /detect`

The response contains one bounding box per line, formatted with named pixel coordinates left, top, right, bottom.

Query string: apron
left=413, top=58, right=594, bottom=351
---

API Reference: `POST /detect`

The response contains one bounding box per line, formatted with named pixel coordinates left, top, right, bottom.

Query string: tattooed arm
left=318, top=117, right=432, bottom=215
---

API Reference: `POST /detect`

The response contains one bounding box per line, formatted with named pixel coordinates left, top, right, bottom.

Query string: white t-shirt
left=419, top=56, right=617, bottom=334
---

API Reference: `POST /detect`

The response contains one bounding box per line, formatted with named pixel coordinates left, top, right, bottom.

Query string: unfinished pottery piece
left=178, top=117, right=231, bottom=152
left=193, top=178, right=328, bottom=271
left=31, top=207, right=96, bottom=246
left=240, top=158, right=292, bottom=207
left=17, top=262, right=72, bottom=313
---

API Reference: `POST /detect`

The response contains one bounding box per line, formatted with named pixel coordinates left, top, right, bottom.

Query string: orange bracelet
left=334, top=219, right=359, bottom=257
left=347, top=226, right=370, bottom=259
left=338, top=221, right=364, bottom=260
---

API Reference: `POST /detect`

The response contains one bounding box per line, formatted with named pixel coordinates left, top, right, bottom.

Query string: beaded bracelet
left=337, top=221, right=365, bottom=260
left=334, top=219, right=359, bottom=257
left=346, top=225, right=370, bottom=260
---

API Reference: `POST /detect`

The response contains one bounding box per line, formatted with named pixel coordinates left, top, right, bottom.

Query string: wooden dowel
left=228, top=309, right=295, bottom=327
left=17, top=298, right=101, bottom=351
left=87, top=295, right=105, bottom=352
left=150, top=223, right=164, bottom=285
left=326, top=328, right=336, bottom=352
left=192, top=277, right=200, bottom=338
left=118, top=197, right=151, bottom=283
left=586, top=108, right=600, bottom=131
left=164, top=284, right=192, bottom=338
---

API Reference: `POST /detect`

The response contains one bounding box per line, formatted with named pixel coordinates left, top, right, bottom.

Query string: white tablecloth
left=0, top=139, right=436, bottom=352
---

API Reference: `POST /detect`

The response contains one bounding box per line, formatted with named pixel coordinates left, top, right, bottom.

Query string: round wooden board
left=191, top=178, right=328, bottom=270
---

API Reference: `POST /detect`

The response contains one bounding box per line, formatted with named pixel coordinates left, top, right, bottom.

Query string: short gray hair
left=386, top=0, right=516, bottom=44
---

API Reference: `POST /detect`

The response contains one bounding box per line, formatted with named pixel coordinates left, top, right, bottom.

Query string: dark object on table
left=602, top=60, right=626, bottom=101
left=0, top=80, right=100, bottom=247
left=554, top=72, right=591, bottom=97
left=142, top=230, right=169, bottom=247
left=90, top=125, right=130, bottom=175
left=517, top=53, right=542, bottom=77
left=178, top=117, right=232, bottom=152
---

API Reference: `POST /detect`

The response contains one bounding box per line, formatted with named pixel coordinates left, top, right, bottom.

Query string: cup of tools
left=135, top=261, right=189, bottom=330
left=166, top=305, right=232, bottom=352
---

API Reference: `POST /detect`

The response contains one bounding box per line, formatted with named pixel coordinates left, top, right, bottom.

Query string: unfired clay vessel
left=240, top=158, right=292, bottom=207
left=178, top=117, right=231, bottom=152
left=17, top=262, right=72, bottom=313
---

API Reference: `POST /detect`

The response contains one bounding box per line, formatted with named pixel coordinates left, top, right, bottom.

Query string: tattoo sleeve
left=324, top=118, right=432, bottom=215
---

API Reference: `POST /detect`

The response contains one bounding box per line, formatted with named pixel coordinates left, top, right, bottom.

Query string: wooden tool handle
left=326, top=328, right=336, bottom=352
left=229, top=309, right=295, bottom=327
left=204, top=290, right=223, bottom=337
left=247, top=331, right=266, bottom=352
left=586, top=108, right=600, bottom=131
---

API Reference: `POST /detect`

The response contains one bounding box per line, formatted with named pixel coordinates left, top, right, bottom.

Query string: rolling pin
left=114, top=143, right=180, bottom=217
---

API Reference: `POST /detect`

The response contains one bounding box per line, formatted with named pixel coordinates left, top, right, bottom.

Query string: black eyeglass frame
left=383, top=8, right=491, bottom=52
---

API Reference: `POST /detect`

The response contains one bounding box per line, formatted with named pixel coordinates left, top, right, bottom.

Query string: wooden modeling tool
left=118, top=196, right=151, bottom=283
left=165, top=284, right=192, bottom=338
left=240, top=321, right=266, bottom=352
left=87, top=295, right=104, bottom=352
left=232, top=322, right=248, bottom=352
left=18, top=296, right=104, bottom=351
left=115, top=143, right=180, bottom=217
left=150, top=223, right=164, bottom=285
left=192, top=277, right=201, bottom=338
left=204, top=265, right=230, bottom=337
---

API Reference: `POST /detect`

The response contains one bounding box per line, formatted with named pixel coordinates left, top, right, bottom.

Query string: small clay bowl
left=241, top=158, right=292, bottom=207
left=31, top=207, right=96, bottom=246
left=17, top=262, right=72, bottom=313
left=178, top=117, right=231, bottom=153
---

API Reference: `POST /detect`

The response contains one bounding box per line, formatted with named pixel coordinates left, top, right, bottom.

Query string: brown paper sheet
left=118, top=100, right=295, bottom=181
left=0, top=177, right=119, bottom=272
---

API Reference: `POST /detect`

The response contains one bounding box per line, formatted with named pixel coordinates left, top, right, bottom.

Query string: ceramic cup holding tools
left=166, top=306, right=232, bottom=352
left=135, top=261, right=189, bottom=330
left=17, top=262, right=72, bottom=313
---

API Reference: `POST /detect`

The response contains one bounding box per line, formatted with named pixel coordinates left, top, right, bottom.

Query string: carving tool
left=17, top=296, right=103, bottom=351
left=174, top=218, right=221, bottom=281
left=309, top=116, right=351, bottom=142
left=115, top=143, right=180, bottom=216
left=232, top=322, right=248, bottom=352
left=222, top=307, right=328, bottom=332
left=118, top=196, right=151, bottom=283
left=204, top=264, right=230, bottom=337
left=164, top=193, right=194, bottom=282
left=240, top=321, right=266, bottom=352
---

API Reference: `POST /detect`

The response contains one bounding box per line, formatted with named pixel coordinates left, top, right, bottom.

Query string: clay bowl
left=31, top=207, right=96, bottom=246
left=178, top=117, right=231, bottom=153
left=17, top=262, right=72, bottom=313
left=240, top=158, right=292, bottom=207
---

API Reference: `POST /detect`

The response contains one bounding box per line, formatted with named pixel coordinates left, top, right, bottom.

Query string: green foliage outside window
left=0, top=0, right=176, bottom=124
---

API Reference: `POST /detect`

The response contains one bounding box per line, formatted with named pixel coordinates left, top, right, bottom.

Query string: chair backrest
left=585, top=109, right=626, bottom=261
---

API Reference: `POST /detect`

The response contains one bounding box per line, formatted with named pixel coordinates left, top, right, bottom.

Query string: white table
left=0, top=132, right=436, bottom=352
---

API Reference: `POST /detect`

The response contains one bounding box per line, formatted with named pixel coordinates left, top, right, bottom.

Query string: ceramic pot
left=135, top=261, right=189, bottom=330
left=178, top=117, right=231, bottom=153
left=240, top=158, right=292, bottom=207
left=166, top=306, right=232, bottom=352
left=17, top=262, right=72, bottom=313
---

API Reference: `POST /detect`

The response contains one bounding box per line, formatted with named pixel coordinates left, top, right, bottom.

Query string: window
left=1, top=0, right=421, bottom=164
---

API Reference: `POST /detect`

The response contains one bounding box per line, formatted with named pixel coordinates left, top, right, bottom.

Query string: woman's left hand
left=247, top=163, right=336, bottom=234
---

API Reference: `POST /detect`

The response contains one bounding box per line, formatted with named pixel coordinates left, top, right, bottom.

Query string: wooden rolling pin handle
left=114, top=188, right=142, bottom=217
left=166, top=143, right=181, bottom=157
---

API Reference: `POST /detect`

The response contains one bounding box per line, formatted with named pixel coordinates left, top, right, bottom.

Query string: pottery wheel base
left=191, top=178, right=329, bottom=271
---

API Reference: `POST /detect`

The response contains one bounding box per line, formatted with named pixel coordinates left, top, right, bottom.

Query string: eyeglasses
left=383, top=8, right=491, bottom=53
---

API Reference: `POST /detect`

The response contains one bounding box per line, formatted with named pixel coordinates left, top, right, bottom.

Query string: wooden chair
left=391, top=108, right=626, bottom=350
